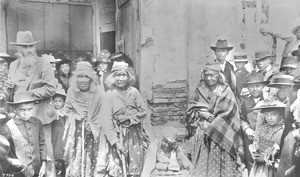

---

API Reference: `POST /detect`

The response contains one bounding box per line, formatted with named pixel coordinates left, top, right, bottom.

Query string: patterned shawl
left=187, top=81, right=243, bottom=158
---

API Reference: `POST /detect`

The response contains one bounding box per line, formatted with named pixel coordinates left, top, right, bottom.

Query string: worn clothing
left=249, top=122, right=283, bottom=177
left=102, top=86, right=147, bottom=176
left=141, top=137, right=193, bottom=177
left=216, top=60, right=236, bottom=94
left=240, top=94, right=263, bottom=172
left=234, top=68, right=249, bottom=98
left=186, top=82, right=243, bottom=177
left=7, top=117, right=47, bottom=177
left=52, top=114, right=67, bottom=161
left=63, top=85, right=104, bottom=177
left=56, top=73, right=72, bottom=93
left=8, top=57, right=57, bottom=125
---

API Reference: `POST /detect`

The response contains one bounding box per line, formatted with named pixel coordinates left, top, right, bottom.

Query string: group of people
left=1, top=26, right=300, bottom=177
left=186, top=25, right=300, bottom=177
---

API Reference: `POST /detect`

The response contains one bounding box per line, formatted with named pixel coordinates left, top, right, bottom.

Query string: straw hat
left=161, top=126, right=178, bottom=142
left=252, top=100, right=286, bottom=110
left=281, top=56, right=298, bottom=69
left=233, top=53, right=248, bottom=63
left=10, top=31, right=40, bottom=46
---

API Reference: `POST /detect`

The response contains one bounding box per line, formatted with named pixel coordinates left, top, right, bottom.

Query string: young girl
left=249, top=100, right=285, bottom=177
left=51, top=87, right=67, bottom=177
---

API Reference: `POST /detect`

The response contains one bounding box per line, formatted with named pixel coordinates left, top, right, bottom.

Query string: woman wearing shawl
left=186, top=62, right=244, bottom=177
left=101, top=61, right=147, bottom=176
left=63, top=61, right=105, bottom=177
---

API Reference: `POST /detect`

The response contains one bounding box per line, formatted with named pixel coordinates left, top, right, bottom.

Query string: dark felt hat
left=268, top=74, right=294, bottom=87
left=0, top=53, right=16, bottom=63
left=210, top=39, right=233, bottom=51
left=281, top=56, right=298, bottom=69
left=244, top=72, right=269, bottom=85
left=10, top=31, right=40, bottom=46
left=8, top=91, right=41, bottom=105
left=254, top=50, right=271, bottom=61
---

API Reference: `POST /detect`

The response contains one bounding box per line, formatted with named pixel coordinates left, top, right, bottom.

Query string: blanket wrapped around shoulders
left=186, top=81, right=243, bottom=158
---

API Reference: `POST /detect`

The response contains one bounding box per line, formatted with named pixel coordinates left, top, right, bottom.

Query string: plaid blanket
left=187, top=82, right=243, bottom=158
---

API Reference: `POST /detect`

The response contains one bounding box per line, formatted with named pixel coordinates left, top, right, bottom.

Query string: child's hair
left=260, top=108, right=284, bottom=124
left=52, top=94, right=66, bottom=101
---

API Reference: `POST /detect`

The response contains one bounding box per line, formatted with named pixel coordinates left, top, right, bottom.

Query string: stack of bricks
left=148, top=80, right=188, bottom=126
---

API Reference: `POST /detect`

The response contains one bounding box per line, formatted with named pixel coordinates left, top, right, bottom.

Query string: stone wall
left=148, top=80, right=188, bottom=126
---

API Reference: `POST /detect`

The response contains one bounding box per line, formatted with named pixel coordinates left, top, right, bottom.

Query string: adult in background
left=63, top=61, right=105, bottom=177
left=254, top=50, right=276, bottom=81
left=210, top=39, right=236, bottom=94
left=55, top=56, right=72, bottom=93
left=101, top=61, right=147, bottom=176
left=233, top=53, right=249, bottom=98
left=240, top=72, right=268, bottom=173
left=95, top=50, right=111, bottom=91
left=186, top=62, right=244, bottom=177
left=7, top=31, right=57, bottom=177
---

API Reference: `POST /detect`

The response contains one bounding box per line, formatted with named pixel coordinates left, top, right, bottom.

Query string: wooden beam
left=92, top=0, right=101, bottom=57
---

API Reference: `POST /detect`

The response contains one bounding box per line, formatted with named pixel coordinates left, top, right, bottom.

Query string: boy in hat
left=51, top=86, right=67, bottom=177
left=240, top=72, right=268, bottom=173
left=268, top=74, right=294, bottom=103
left=233, top=53, right=249, bottom=98
left=6, top=91, right=47, bottom=177
left=210, top=39, right=236, bottom=93
left=254, top=50, right=276, bottom=81
left=280, top=56, right=299, bottom=77
left=95, top=50, right=111, bottom=91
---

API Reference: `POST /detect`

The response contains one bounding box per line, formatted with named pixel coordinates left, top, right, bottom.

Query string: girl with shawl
left=63, top=61, right=105, bottom=177
left=99, top=61, right=147, bottom=176
left=186, top=62, right=244, bottom=177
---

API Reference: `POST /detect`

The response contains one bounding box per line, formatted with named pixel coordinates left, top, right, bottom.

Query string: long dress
left=102, top=86, right=147, bottom=176
left=186, top=82, right=243, bottom=177
left=63, top=86, right=104, bottom=177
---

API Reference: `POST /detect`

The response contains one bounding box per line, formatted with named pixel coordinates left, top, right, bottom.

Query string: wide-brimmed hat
left=252, top=100, right=286, bottom=110
left=96, top=49, right=111, bottom=63
left=292, top=25, right=300, bottom=35
left=268, top=74, right=294, bottom=87
left=53, top=85, right=66, bottom=98
left=244, top=72, right=269, bottom=85
left=161, top=126, right=178, bottom=142
left=203, top=61, right=221, bottom=72
left=210, top=39, right=233, bottom=51
left=233, top=53, right=248, bottom=62
left=8, top=91, right=41, bottom=105
left=281, top=56, right=298, bottom=69
left=0, top=53, right=16, bottom=63
left=254, top=50, right=271, bottom=61
left=10, top=31, right=40, bottom=46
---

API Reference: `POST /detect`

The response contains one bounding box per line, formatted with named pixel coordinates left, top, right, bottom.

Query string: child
left=249, top=100, right=285, bottom=177
left=51, top=87, right=67, bottom=177
left=268, top=74, right=294, bottom=103
left=233, top=53, right=249, bottom=98
left=6, top=91, right=47, bottom=177
left=240, top=72, right=269, bottom=173
left=141, top=126, right=193, bottom=177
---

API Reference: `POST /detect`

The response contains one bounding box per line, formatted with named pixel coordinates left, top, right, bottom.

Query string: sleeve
left=127, top=89, right=147, bottom=125
left=102, top=94, right=119, bottom=145
left=30, top=59, right=57, bottom=99
left=240, top=99, right=250, bottom=131
left=39, top=121, right=47, bottom=162
left=64, top=91, right=82, bottom=121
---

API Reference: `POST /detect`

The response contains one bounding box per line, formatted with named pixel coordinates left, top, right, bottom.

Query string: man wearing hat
left=240, top=72, right=268, bottom=173
left=280, top=56, right=299, bottom=77
left=268, top=74, right=294, bottom=103
left=233, top=53, right=249, bottom=98
left=254, top=50, right=276, bottom=81
left=95, top=49, right=111, bottom=91
left=7, top=31, right=57, bottom=177
left=6, top=91, right=47, bottom=177
left=211, top=39, right=236, bottom=94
